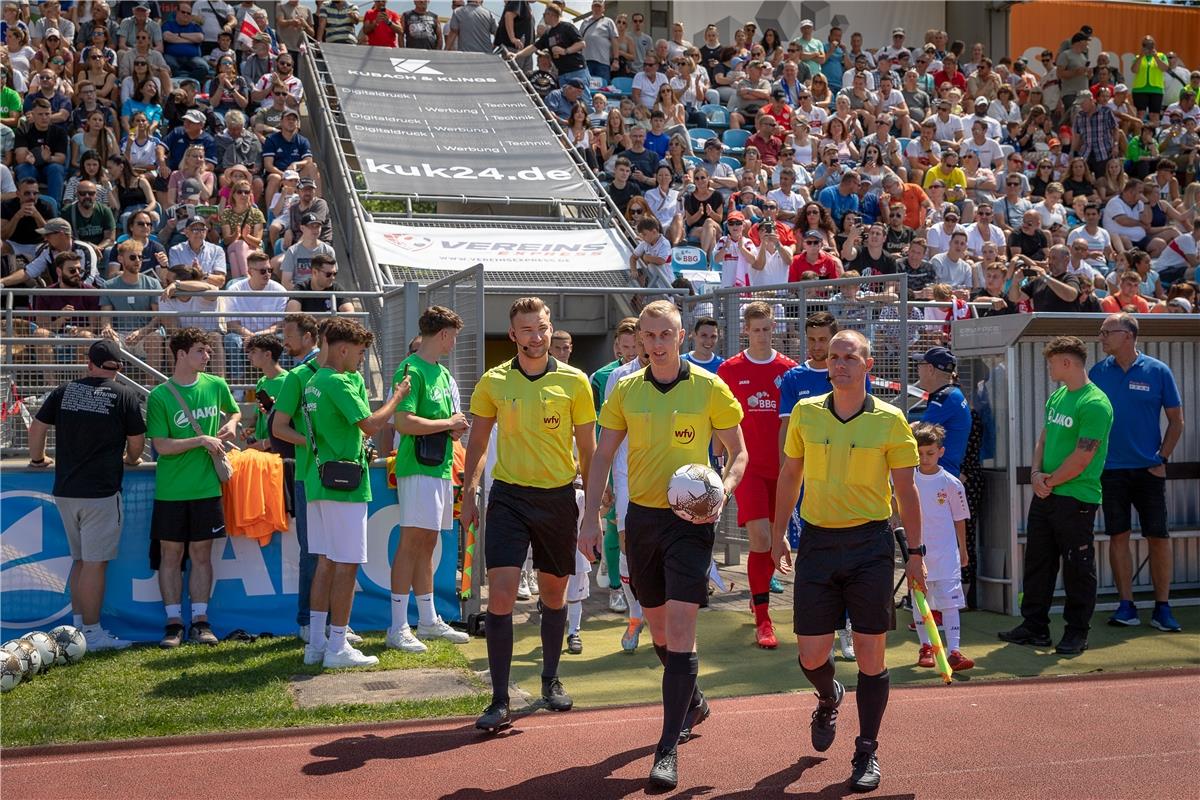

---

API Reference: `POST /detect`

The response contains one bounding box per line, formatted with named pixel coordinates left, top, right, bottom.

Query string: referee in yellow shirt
left=771, top=330, right=925, bottom=794
left=460, top=297, right=596, bottom=733
left=580, top=300, right=748, bottom=791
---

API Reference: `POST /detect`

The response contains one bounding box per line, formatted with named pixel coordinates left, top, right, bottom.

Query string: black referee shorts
left=1101, top=468, right=1168, bottom=538
left=485, top=480, right=578, bottom=578
left=625, top=502, right=714, bottom=609
left=150, top=497, right=226, bottom=544
left=793, top=519, right=894, bottom=636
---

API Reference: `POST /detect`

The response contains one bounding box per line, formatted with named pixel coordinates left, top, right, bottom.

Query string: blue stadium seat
left=722, top=128, right=750, bottom=155
left=688, top=127, right=718, bottom=151
left=682, top=155, right=702, bottom=169
left=609, top=77, right=633, bottom=97
left=719, top=156, right=742, bottom=171
left=701, top=104, right=730, bottom=131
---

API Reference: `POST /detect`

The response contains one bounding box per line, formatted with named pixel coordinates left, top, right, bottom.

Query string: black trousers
left=1020, top=494, right=1099, bottom=637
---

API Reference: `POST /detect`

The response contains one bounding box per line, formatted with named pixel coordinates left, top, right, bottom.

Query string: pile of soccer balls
left=1, top=626, right=88, bottom=693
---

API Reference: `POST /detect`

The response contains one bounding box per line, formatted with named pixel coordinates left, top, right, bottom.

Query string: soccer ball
left=21, top=632, right=58, bottom=673
left=1, top=651, right=22, bottom=692
left=13, top=639, right=43, bottom=676
left=667, top=463, right=726, bottom=523
left=2, top=640, right=32, bottom=680
left=49, top=625, right=87, bottom=665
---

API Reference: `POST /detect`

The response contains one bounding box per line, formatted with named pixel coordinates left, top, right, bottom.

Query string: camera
left=1021, top=267, right=1038, bottom=277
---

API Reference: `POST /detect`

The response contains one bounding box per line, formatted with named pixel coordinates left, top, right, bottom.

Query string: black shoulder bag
left=414, top=429, right=449, bottom=467
left=301, top=391, right=364, bottom=490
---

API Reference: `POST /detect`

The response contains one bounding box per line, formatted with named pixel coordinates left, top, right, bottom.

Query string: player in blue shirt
left=681, top=316, right=724, bottom=374
left=1089, top=313, right=1184, bottom=632
left=910, top=347, right=971, bottom=477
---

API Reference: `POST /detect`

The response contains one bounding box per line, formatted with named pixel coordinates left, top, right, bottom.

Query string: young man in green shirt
left=1000, top=336, right=1113, bottom=656
left=246, top=334, right=287, bottom=448
left=388, top=306, right=471, bottom=653
left=146, top=327, right=240, bottom=648
left=301, top=318, right=408, bottom=668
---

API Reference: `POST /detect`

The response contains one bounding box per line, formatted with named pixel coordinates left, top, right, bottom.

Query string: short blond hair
left=639, top=299, right=681, bottom=326
left=830, top=329, right=871, bottom=358
left=743, top=300, right=773, bottom=323
left=117, top=238, right=144, bottom=257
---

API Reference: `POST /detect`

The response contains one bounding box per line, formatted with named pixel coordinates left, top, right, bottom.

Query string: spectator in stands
left=578, top=1, right=617, bottom=85
left=162, top=3, right=209, bottom=82
left=207, top=57, right=250, bottom=122
left=251, top=52, right=302, bottom=109
left=932, top=230, right=982, bottom=289
left=544, top=78, right=586, bottom=121
left=401, top=0, right=442, bottom=49
left=817, top=170, right=861, bottom=227
left=1009, top=244, right=1081, bottom=311
left=117, top=2, right=161, bottom=51
left=519, top=4, right=591, bottom=95
left=284, top=178, right=331, bottom=250
left=363, top=0, right=403, bottom=47
left=682, top=168, right=724, bottom=253
left=253, top=82, right=292, bottom=139
left=446, top=0, right=496, bottom=54
left=1104, top=179, right=1167, bottom=257
left=23, top=216, right=104, bottom=288
left=14, top=97, right=68, bottom=204
left=604, top=157, right=641, bottom=214
left=223, top=251, right=286, bottom=377
left=1109, top=248, right=1165, bottom=302
left=1072, top=94, right=1119, bottom=178
left=167, top=145, right=214, bottom=206
left=768, top=166, right=807, bottom=223
left=240, top=32, right=276, bottom=89
left=901, top=238, right=937, bottom=297
left=1009, top=209, right=1051, bottom=261
left=629, top=51, right=667, bottom=111
left=27, top=338, right=145, bottom=654
left=789, top=228, right=841, bottom=280
left=169, top=216, right=226, bottom=287
left=61, top=180, right=116, bottom=251
left=2, top=178, right=57, bottom=269
left=110, top=208, right=168, bottom=276
left=629, top=215, right=673, bottom=290
left=220, top=179, right=265, bottom=279
left=162, top=108, right=216, bottom=170
left=1154, top=218, right=1199, bottom=285
left=100, top=239, right=165, bottom=371
left=644, top=163, right=682, bottom=244
left=1100, top=270, right=1152, bottom=314
left=730, top=60, right=771, bottom=130
left=282, top=213, right=337, bottom=289
left=318, top=0, right=361, bottom=45
left=286, top=253, right=353, bottom=314
left=965, top=202, right=1005, bottom=256
left=842, top=222, right=899, bottom=275
left=263, top=108, right=315, bottom=201
left=620, top=125, right=659, bottom=188
left=31, top=251, right=101, bottom=341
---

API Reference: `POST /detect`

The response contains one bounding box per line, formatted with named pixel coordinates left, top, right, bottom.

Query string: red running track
left=4, top=670, right=1198, bottom=800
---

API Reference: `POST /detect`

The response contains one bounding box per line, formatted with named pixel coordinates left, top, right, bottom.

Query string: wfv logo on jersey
left=391, top=58, right=441, bottom=75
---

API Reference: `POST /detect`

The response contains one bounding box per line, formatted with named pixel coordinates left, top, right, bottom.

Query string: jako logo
left=674, top=426, right=696, bottom=444
left=0, top=490, right=73, bottom=629
left=543, top=412, right=561, bottom=429
left=391, top=58, right=441, bottom=75
left=174, top=406, right=222, bottom=429
left=1047, top=410, right=1074, bottom=428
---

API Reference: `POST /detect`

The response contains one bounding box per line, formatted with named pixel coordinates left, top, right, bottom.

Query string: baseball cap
left=565, top=77, right=587, bottom=90
left=88, top=340, right=125, bottom=370
left=185, top=216, right=209, bottom=229
left=133, top=2, right=151, bottom=8
left=800, top=18, right=813, bottom=28
left=937, top=98, right=952, bottom=108
left=803, top=229, right=824, bottom=241
left=43, top=27, right=61, bottom=39
left=36, top=218, right=72, bottom=235
left=1168, top=297, right=1193, bottom=312
left=282, top=107, right=300, bottom=118
left=771, top=88, right=785, bottom=99
left=253, top=32, right=271, bottom=42
left=298, top=177, right=317, bottom=188
left=1048, top=137, right=1061, bottom=147
left=182, top=109, right=206, bottom=124
left=1115, top=83, right=1129, bottom=93
left=282, top=169, right=300, bottom=181
left=915, top=346, right=957, bottom=372
left=301, top=212, right=322, bottom=226
left=727, top=210, right=746, bottom=222
left=892, top=27, right=905, bottom=36
left=975, top=96, right=989, bottom=107
left=181, top=177, right=205, bottom=197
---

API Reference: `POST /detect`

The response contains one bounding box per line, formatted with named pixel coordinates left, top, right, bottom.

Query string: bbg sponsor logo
left=747, top=391, right=777, bottom=410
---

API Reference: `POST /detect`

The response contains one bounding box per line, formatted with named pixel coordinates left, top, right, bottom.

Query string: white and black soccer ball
left=2, top=640, right=32, bottom=680
left=1, top=650, right=22, bottom=692
left=21, top=632, right=57, bottom=673
left=667, top=463, right=726, bottom=524
left=49, top=625, right=87, bottom=666
left=14, top=639, right=43, bottom=676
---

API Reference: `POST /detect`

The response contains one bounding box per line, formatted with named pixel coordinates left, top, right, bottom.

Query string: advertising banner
left=366, top=221, right=630, bottom=272
left=0, top=467, right=460, bottom=643
left=321, top=44, right=593, bottom=201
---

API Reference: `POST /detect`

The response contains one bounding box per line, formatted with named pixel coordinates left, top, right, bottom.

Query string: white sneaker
left=527, top=570, right=540, bottom=595
left=517, top=573, right=532, bottom=601
left=85, top=629, right=132, bottom=651
left=303, top=644, right=324, bottom=665
left=838, top=628, right=856, bottom=661
left=608, top=589, right=628, bottom=613
left=386, top=625, right=428, bottom=653
left=322, top=645, right=378, bottom=669
left=417, top=617, right=469, bottom=644
left=344, top=626, right=363, bottom=645
left=298, top=624, right=310, bottom=643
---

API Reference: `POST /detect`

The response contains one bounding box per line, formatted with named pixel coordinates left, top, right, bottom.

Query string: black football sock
left=657, top=651, right=698, bottom=753
left=856, top=669, right=891, bottom=745
left=801, top=652, right=838, bottom=700
left=655, top=642, right=701, bottom=704
left=485, top=612, right=513, bottom=705
left=654, top=642, right=668, bottom=666
left=540, top=601, right=567, bottom=679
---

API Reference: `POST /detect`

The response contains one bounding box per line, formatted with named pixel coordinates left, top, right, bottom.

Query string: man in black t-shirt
left=286, top=254, right=355, bottom=314
left=841, top=223, right=899, bottom=275
left=402, top=0, right=442, bottom=49
left=606, top=157, right=643, bottom=212
left=28, top=340, right=146, bottom=652
left=1009, top=245, right=1081, bottom=312
left=1007, top=210, right=1050, bottom=261
left=509, top=4, right=591, bottom=96
left=901, top=238, right=937, bottom=298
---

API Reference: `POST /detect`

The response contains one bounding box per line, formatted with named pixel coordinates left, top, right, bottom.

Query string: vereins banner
left=366, top=221, right=631, bottom=272
left=0, top=468, right=459, bottom=643
left=321, top=44, right=594, bottom=202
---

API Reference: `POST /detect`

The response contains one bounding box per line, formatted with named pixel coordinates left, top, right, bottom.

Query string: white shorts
left=922, top=578, right=966, bottom=612
left=566, top=548, right=592, bottom=602
left=613, top=467, right=630, bottom=531
left=307, top=500, right=368, bottom=564
left=396, top=474, right=454, bottom=531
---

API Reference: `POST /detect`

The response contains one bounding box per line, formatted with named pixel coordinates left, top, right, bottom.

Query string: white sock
left=73, top=614, right=84, bottom=629
left=83, top=623, right=101, bottom=636
left=391, top=592, right=410, bottom=631
left=310, top=611, right=328, bottom=649
left=416, top=593, right=437, bottom=627
left=567, top=600, right=583, bottom=635
left=523, top=547, right=534, bottom=572
left=913, top=606, right=931, bottom=646
left=164, top=604, right=182, bottom=622
left=328, top=624, right=347, bottom=652
left=191, top=602, right=208, bottom=619
left=943, top=607, right=961, bottom=652
left=619, top=552, right=642, bottom=619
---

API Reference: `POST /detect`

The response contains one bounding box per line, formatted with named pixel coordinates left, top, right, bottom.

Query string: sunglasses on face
left=630, top=209, right=644, bottom=215
left=728, top=221, right=745, bottom=226
left=804, top=238, right=820, bottom=245
left=78, top=191, right=97, bottom=197
left=250, top=267, right=272, bottom=274
left=134, top=220, right=152, bottom=226
left=319, top=270, right=338, bottom=277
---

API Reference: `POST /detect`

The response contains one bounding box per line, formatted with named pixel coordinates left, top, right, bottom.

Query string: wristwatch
left=907, top=544, right=927, bottom=557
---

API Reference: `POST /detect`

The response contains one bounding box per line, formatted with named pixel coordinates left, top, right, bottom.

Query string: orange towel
left=222, top=448, right=288, bottom=546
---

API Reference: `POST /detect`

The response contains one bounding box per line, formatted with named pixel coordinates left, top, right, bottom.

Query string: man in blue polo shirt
left=817, top=171, right=861, bottom=227
left=162, top=110, right=217, bottom=170
left=911, top=347, right=971, bottom=477
left=263, top=108, right=316, bottom=200
left=1089, top=313, right=1184, bottom=632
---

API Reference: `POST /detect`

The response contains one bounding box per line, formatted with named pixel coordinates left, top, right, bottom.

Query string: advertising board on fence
left=366, top=221, right=630, bottom=273
left=0, top=467, right=459, bottom=642
left=321, top=44, right=593, bottom=201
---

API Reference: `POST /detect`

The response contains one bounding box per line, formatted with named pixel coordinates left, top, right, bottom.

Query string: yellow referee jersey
left=784, top=394, right=919, bottom=528
left=470, top=357, right=595, bottom=489
left=599, top=361, right=743, bottom=508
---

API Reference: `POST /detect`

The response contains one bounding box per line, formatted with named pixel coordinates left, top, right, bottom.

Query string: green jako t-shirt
left=146, top=373, right=238, bottom=500
left=253, top=371, right=289, bottom=441
left=392, top=353, right=454, bottom=480
left=1042, top=382, right=1113, bottom=505
left=303, top=367, right=372, bottom=504
left=274, top=356, right=321, bottom=479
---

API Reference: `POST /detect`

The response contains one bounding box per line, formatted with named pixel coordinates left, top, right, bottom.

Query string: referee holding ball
left=772, top=330, right=924, bottom=793
left=580, top=300, right=748, bottom=790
